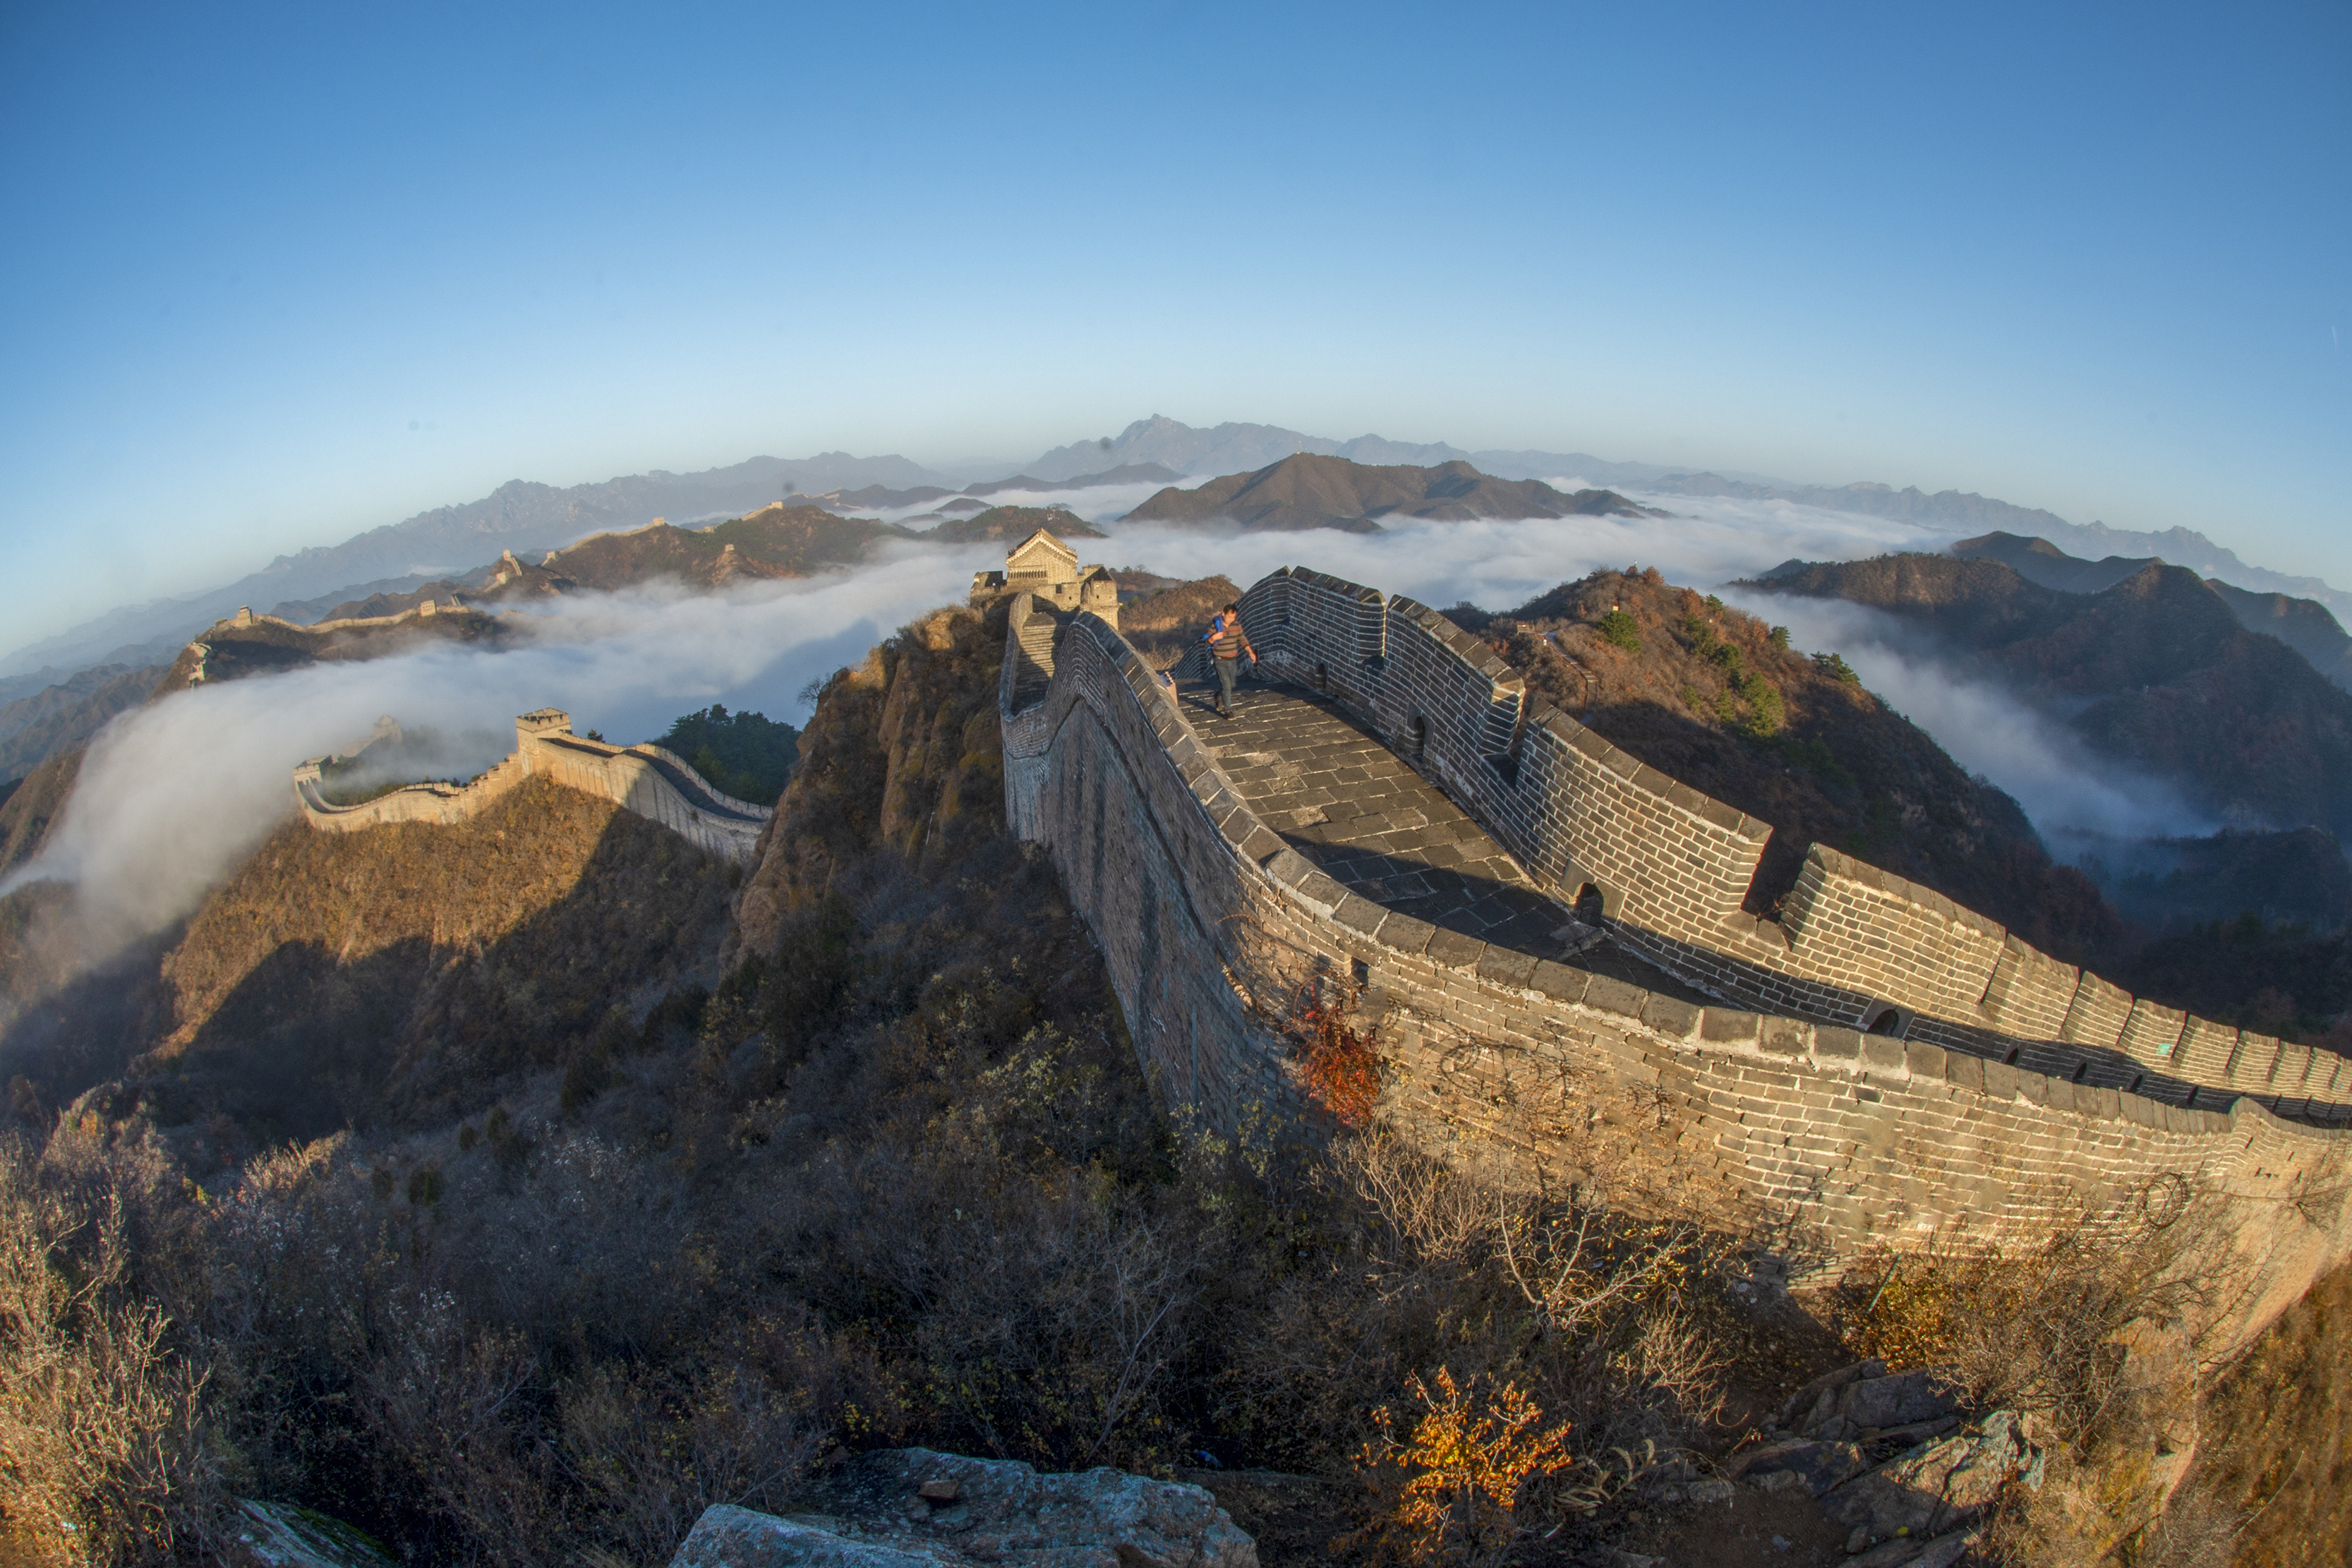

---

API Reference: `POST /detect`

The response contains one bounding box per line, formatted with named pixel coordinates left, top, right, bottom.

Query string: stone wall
left=1002, top=590, right=2352, bottom=1356
left=1232, top=567, right=2351, bottom=1123
left=294, top=709, right=770, bottom=862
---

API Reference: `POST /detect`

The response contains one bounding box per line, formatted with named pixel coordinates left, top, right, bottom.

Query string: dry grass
left=0, top=1142, right=224, bottom=1566
left=2164, top=1260, right=2352, bottom=1568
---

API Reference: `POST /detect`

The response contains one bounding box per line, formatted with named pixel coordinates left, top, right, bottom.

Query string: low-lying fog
left=858, top=476, right=1190, bottom=531
left=8, top=488, right=2203, bottom=960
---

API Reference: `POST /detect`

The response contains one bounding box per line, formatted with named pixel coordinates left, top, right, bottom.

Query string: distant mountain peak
left=1121, top=452, right=1661, bottom=533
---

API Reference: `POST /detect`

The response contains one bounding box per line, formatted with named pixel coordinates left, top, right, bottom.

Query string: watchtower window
left=1573, top=884, right=1605, bottom=924
left=1315, top=661, right=1329, bottom=692
left=1862, top=1006, right=1911, bottom=1039
left=1410, top=716, right=1428, bottom=759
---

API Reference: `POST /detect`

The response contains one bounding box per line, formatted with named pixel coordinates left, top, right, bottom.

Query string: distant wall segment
left=999, top=584, right=2352, bottom=1351
left=294, top=708, right=769, bottom=863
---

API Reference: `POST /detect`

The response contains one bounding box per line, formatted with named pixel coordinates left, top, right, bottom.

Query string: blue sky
left=1, top=1, right=2345, bottom=647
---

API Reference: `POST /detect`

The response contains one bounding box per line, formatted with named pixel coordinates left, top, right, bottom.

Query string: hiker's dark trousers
left=1216, top=656, right=1240, bottom=711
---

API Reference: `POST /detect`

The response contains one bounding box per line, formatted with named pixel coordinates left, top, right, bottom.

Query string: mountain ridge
left=1751, top=553, right=2352, bottom=843
left=1, top=452, right=949, bottom=679
left=1951, top=530, right=2352, bottom=689
left=16, top=412, right=2341, bottom=692
left=1121, top=454, right=1660, bottom=531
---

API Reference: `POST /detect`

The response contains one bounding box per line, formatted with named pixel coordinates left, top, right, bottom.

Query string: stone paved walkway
left=1179, top=675, right=1707, bottom=999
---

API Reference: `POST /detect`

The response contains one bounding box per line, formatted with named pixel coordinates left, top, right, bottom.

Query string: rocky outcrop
left=673, top=1448, right=1260, bottom=1568
left=667, top=1448, right=1256, bottom=1568
left=1729, top=1361, right=2035, bottom=1564
left=225, top=1500, right=395, bottom=1567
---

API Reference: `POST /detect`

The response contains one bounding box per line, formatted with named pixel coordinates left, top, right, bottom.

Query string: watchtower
left=516, top=708, right=572, bottom=745
left=970, top=528, right=1120, bottom=629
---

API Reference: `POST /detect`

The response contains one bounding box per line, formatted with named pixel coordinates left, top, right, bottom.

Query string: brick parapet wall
left=294, top=712, right=768, bottom=862
left=1229, top=567, right=2349, bottom=1121
left=999, top=594, right=1058, bottom=839
left=1004, top=601, right=2352, bottom=1351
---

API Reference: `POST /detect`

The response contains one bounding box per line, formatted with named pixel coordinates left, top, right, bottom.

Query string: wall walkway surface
left=294, top=708, right=770, bottom=863
left=999, top=585, right=2352, bottom=1351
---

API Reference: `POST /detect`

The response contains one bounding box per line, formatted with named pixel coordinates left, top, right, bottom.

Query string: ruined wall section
left=295, top=710, right=769, bottom=862
left=1231, top=567, right=2350, bottom=1122
left=1003, top=600, right=2352, bottom=1356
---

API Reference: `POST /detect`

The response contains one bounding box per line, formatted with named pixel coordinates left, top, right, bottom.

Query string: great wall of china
left=269, top=537, right=2352, bottom=1350
left=294, top=708, right=770, bottom=862
left=999, top=560, right=2352, bottom=1349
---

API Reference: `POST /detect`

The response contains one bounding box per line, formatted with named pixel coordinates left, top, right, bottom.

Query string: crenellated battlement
left=1229, top=566, right=2351, bottom=1122
left=293, top=708, right=771, bottom=862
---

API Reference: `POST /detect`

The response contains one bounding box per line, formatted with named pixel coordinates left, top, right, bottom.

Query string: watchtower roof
left=1008, top=529, right=1078, bottom=573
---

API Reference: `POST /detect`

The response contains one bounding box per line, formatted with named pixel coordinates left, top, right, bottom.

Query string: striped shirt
left=1209, top=619, right=1252, bottom=660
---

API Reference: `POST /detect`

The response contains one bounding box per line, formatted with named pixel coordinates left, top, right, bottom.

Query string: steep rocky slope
left=0, top=748, right=81, bottom=875
left=1, top=775, right=735, bottom=1140
left=1123, top=454, right=1658, bottom=531
left=734, top=601, right=1016, bottom=958
left=2173, top=1261, right=2352, bottom=1566
left=1755, top=553, right=2352, bottom=838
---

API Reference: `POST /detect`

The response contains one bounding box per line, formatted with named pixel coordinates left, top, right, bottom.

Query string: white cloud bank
left=3, top=541, right=994, bottom=950
left=1716, top=590, right=2213, bottom=841
left=6, top=488, right=2197, bottom=960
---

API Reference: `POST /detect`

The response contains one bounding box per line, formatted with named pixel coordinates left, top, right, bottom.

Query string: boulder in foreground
left=668, top=1447, right=1258, bottom=1568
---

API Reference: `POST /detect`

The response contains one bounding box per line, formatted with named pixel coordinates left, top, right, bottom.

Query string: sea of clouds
left=5, top=486, right=2207, bottom=958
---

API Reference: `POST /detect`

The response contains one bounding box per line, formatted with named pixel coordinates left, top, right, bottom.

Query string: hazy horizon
left=3, top=3, right=2345, bottom=653
left=7, top=493, right=2214, bottom=966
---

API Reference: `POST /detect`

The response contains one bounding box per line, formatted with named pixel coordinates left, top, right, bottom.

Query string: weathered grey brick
left=1700, top=1008, right=1761, bottom=1044
left=1476, top=947, right=1540, bottom=989
left=1423, top=929, right=1486, bottom=970
left=1584, top=976, right=1648, bottom=1019
left=1528, top=961, right=1588, bottom=1003
left=1643, top=996, right=1701, bottom=1039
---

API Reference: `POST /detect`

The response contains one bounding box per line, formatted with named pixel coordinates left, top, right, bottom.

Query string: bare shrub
left=0, top=1140, right=225, bottom=1566
left=559, top=1359, right=826, bottom=1564
left=1220, top=1125, right=1741, bottom=1483
left=1834, top=1180, right=2218, bottom=1451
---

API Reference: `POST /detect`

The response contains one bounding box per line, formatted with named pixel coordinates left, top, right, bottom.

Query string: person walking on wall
left=1205, top=602, right=1255, bottom=718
